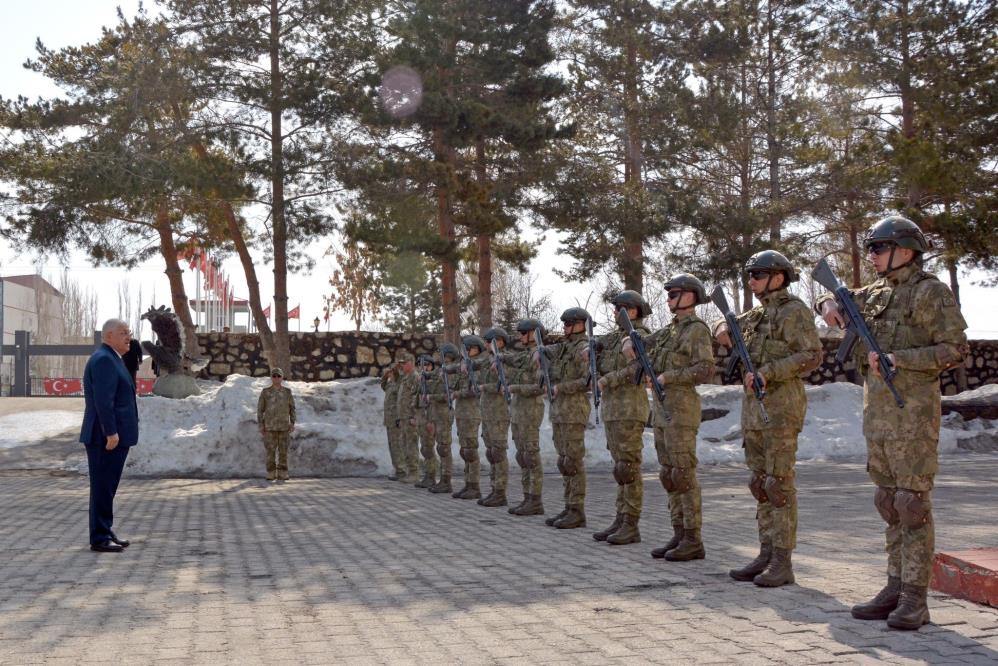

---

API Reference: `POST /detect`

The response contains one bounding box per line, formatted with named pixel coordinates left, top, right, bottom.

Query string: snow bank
left=0, top=411, right=81, bottom=450
left=121, top=375, right=998, bottom=478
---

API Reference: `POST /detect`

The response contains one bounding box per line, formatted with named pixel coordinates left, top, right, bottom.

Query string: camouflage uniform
left=506, top=349, right=546, bottom=512
left=816, top=264, right=967, bottom=588
left=448, top=360, right=482, bottom=498
left=647, top=313, right=714, bottom=544
left=731, top=287, right=821, bottom=557
left=547, top=330, right=592, bottom=526
left=396, top=369, right=421, bottom=483
left=413, top=368, right=438, bottom=488
left=257, top=382, right=296, bottom=481
left=478, top=354, right=511, bottom=502
left=596, top=320, right=651, bottom=541
left=426, top=366, right=455, bottom=493
left=380, top=372, right=404, bottom=478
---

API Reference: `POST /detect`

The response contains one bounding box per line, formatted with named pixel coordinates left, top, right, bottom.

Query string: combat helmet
left=418, top=353, right=436, bottom=369
left=461, top=334, right=486, bottom=353
left=744, top=250, right=799, bottom=283
left=864, top=215, right=931, bottom=253
left=610, top=290, right=652, bottom=317
left=560, top=307, right=591, bottom=324
left=439, top=342, right=460, bottom=362
left=662, top=273, right=709, bottom=305
left=515, top=318, right=545, bottom=336
left=482, top=327, right=510, bottom=346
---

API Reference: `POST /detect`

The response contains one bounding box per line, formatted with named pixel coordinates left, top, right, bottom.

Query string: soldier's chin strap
left=877, top=244, right=917, bottom=278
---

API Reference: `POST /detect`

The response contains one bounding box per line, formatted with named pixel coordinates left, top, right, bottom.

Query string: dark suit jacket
left=80, top=343, right=140, bottom=448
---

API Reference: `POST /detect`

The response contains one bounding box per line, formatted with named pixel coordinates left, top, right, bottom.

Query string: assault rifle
left=461, top=342, right=480, bottom=397
left=441, top=362, right=454, bottom=410
left=585, top=317, right=602, bottom=424
left=812, top=258, right=905, bottom=408
left=418, top=356, right=430, bottom=409
left=535, top=327, right=555, bottom=401
left=710, top=286, right=769, bottom=424
left=616, top=307, right=667, bottom=405
left=490, top=339, right=512, bottom=404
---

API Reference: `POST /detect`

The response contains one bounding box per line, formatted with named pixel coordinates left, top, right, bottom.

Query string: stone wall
left=197, top=331, right=998, bottom=392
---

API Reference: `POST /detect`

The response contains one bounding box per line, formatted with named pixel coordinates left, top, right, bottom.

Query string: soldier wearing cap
left=591, top=290, right=653, bottom=546
left=541, top=307, right=593, bottom=529
left=380, top=362, right=405, bottom=480
left=395, top=350, right=421, bottom=483
left=637, top=274, right=715, bottom=562
left=257, top=367, right=296, bottom=482
left=477, top=327, right=512, bottom=507
left=505, top=319, right=548, bottom=516
left=427, top=344, right=459, bottom=493
left=816, top=216, right=967, bottom=629
left=713, top=250, right=822, bottom=587
left=448, top=335, right=486, bottom=500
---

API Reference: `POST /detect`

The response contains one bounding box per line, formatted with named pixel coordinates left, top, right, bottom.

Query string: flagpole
left=195, top=252, right=201, bottom=332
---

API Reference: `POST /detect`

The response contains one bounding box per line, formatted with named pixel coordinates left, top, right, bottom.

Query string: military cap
left=744, top=250, right=799, bottom=283
left=663, top=273, right=709, bottom=305
left=610, top=289, right=652, bottom=317
left=396, top=350, right=414, bottom=362
left=864, top=215, right=931, bottom=253
left=270, top=367, right=284, bottom=378
left=461, top=334, right=486, bottom=352
left=560, top=307, right=591, bottom=323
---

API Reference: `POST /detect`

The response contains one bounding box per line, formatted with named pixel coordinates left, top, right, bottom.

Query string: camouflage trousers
left=398, top=422, right=420, bottom=480
left=511, top=419, right=543, bottom=498
left=552, top=422, right=586, bottom=509
left=606, top=420, right=645, bottom=517
left=482, top=417, right=510, bottom=493
left=744, top=429, right=798, bottom=551
left=433, top=417, right=454, bottom=480
left=654, top=424, right=701, bottom=530
left=416, top=415, right=438, bottom=483
left=867, top=435, right=937, bottom=587
left=455, top=417, right=481, bottom=485
left=385, top=424, right=403, bottom=475
left=263, top=430, right=290, bottom=480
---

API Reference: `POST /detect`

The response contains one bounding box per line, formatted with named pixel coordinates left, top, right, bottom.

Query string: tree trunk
left=621, top=32, right=644, bottom=293
left=475, top=140, right=493, bottom=328
left=766, top=1, right=781, bottom=243
left=848, top=216, right=862, bottom=288
left=433, top=128, right=461, bottom=342
left=154, top=203, right=198, bottom=372
left=898, top=0, right=920, bottom=210
left=268, top=0, right=291, bottom=372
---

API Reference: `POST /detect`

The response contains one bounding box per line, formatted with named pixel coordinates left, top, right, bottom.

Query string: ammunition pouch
left=749, top=473, right=769, bottom=504
left=874, top=486, right=899, bottom=525
left=894, top=489, right=930, bottom=528
left=763, top=475, right=788, bottom=508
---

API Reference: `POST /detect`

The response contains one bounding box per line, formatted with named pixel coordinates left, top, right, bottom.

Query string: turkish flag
left=136, top=378, right=156, bottom=395
left=288, top=305, right=300, bottom=319
left=44, top=378, right=83, bottom=395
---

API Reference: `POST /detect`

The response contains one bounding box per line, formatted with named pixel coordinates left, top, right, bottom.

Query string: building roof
left=1, top=274, right=63, bottom=298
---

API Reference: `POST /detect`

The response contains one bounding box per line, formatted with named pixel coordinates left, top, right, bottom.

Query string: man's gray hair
left=101, top=318, right=129, bottom=338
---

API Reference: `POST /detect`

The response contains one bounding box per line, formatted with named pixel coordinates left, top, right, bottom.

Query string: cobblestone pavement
left=2, top=457, right=997, bottom=665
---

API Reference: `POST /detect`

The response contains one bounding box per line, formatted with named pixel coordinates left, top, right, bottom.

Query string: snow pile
left=120, top=375, right=998, bottom=478
left=0, top=411, right=82, bottom=450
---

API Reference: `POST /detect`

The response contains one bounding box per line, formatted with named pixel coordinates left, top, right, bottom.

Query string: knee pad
left=515, top=450, right=526, bottom=468
left=420, top=443, right=434, bottom=458
left=749, top=472, right=769, bottom=503
left=460, top=447, right=478, bottom=464
left=671, top=467, right=693, bottom=494
left=613, top=461, right=639, bottom=485
left=436, top=443, right=450, bottom=459
left=524, top=450, right=541, bottom=469
left=557, top=455, right=578, bottom=477
left=894, top=489, right=930, bottom=528
left=763, top=475, right=788, bottom=508
left=874, top=486, right=899, bottom=525
left=485, top=447, right=504, bottom=465
left=659, top=465, right=676, bottom=492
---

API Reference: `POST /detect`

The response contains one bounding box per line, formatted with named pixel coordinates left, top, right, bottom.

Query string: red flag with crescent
left=44, top=378, right=83, bottom=395
left=288, top=305, right=300, bottom=319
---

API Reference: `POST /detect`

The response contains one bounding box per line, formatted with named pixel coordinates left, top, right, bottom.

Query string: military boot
left=388, top=471, right=401, bottom=481
left=453, top=483, right=481, bottom=500
left=508, top=496, right=528, bottom=515
left=851, top=576, right=901, bottom=620
left=414, top=472, right=432, bottom=489
left=482, top=490, right=507, bottom=507
left=546, top=507, right=569, bottom=527
left=512, top=494, right=544, bottom=516
left=753, top=548, right=794, bottom=587
left=593, top=513, right=623, bottom=542
left=665, top=528, right=706, bottom=561
left=429, top=476, right=452, bottom=494
left=729, top=543, right=772, bottom=581
left=607, top=514, right=641, bottom=545
left=651, top=523, right=684, bottom=559
left=887, top=584, right=930, bottom=630
left=554, top=505, right=586, bottom=529
left=477, top=489, right=496, bottom=506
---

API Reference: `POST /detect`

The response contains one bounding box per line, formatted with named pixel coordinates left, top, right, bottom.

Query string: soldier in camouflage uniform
left=505, top=319, right=547, bottom=517
left=477, top=327, right=512, bottom=507
left=542, top=307, right=593, bottom=529
left=395, top=351, right=421, bottom=484
left=414, top=355, right=440, bottom=488
left=448, top=335, right=485, bottom=500
left=592, top=290, right=653, bottom=546
left=380, top=364, right=405, bottom=480
left=714, top=250, right=822, bottom=587
left=816, top=217, right=967, bottom=630
left=639, top=274, right=715, bottom=562
left=428, top=344, right=459, bottom=494
left=257, top=368, right=296, bottom=482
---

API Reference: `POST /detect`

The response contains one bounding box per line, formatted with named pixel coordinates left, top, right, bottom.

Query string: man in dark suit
left=80, top=319, right=140, bottom=553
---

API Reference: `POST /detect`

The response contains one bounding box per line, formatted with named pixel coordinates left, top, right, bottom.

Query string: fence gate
left=1, top=330, right=101, bottom=397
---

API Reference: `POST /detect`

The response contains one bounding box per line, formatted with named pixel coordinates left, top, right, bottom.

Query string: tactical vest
left=741, top=290, right=808, bottom=380
left=859, top=269, right=937, bottom=356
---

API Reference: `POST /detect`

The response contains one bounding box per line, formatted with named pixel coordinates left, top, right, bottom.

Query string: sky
left=0, top=1, right=995, bottom=340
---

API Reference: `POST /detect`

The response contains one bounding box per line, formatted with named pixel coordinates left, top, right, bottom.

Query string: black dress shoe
left=90, top=541, right=124, bottom=553
left=109, top=535, right=130, bottom=548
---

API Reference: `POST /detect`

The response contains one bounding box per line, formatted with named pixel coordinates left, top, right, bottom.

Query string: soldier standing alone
left=816, top=217, right=967, bottom=629
left=257, top=368, right=296, bottom=483
left=714, top=251, right=822, bottom=587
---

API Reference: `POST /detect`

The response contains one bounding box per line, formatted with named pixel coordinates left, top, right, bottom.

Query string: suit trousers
left=86, top=443, right=130, bottom=545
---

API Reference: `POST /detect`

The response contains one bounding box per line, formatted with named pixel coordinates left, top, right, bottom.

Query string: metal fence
left=0, top=330, right=101, bottom=397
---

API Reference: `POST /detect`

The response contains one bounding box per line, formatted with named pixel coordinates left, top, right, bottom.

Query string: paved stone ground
left=2, top=457, right=997, bottom=665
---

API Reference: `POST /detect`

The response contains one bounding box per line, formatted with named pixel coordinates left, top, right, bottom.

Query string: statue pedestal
left=152, top=373, right=201, bottom=399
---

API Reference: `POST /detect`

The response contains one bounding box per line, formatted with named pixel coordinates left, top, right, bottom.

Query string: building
left=1, top=275, right=66, bottom=393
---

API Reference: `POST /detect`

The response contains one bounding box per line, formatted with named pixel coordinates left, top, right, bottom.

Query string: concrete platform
left=933, top=548, right=998, bottom=608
